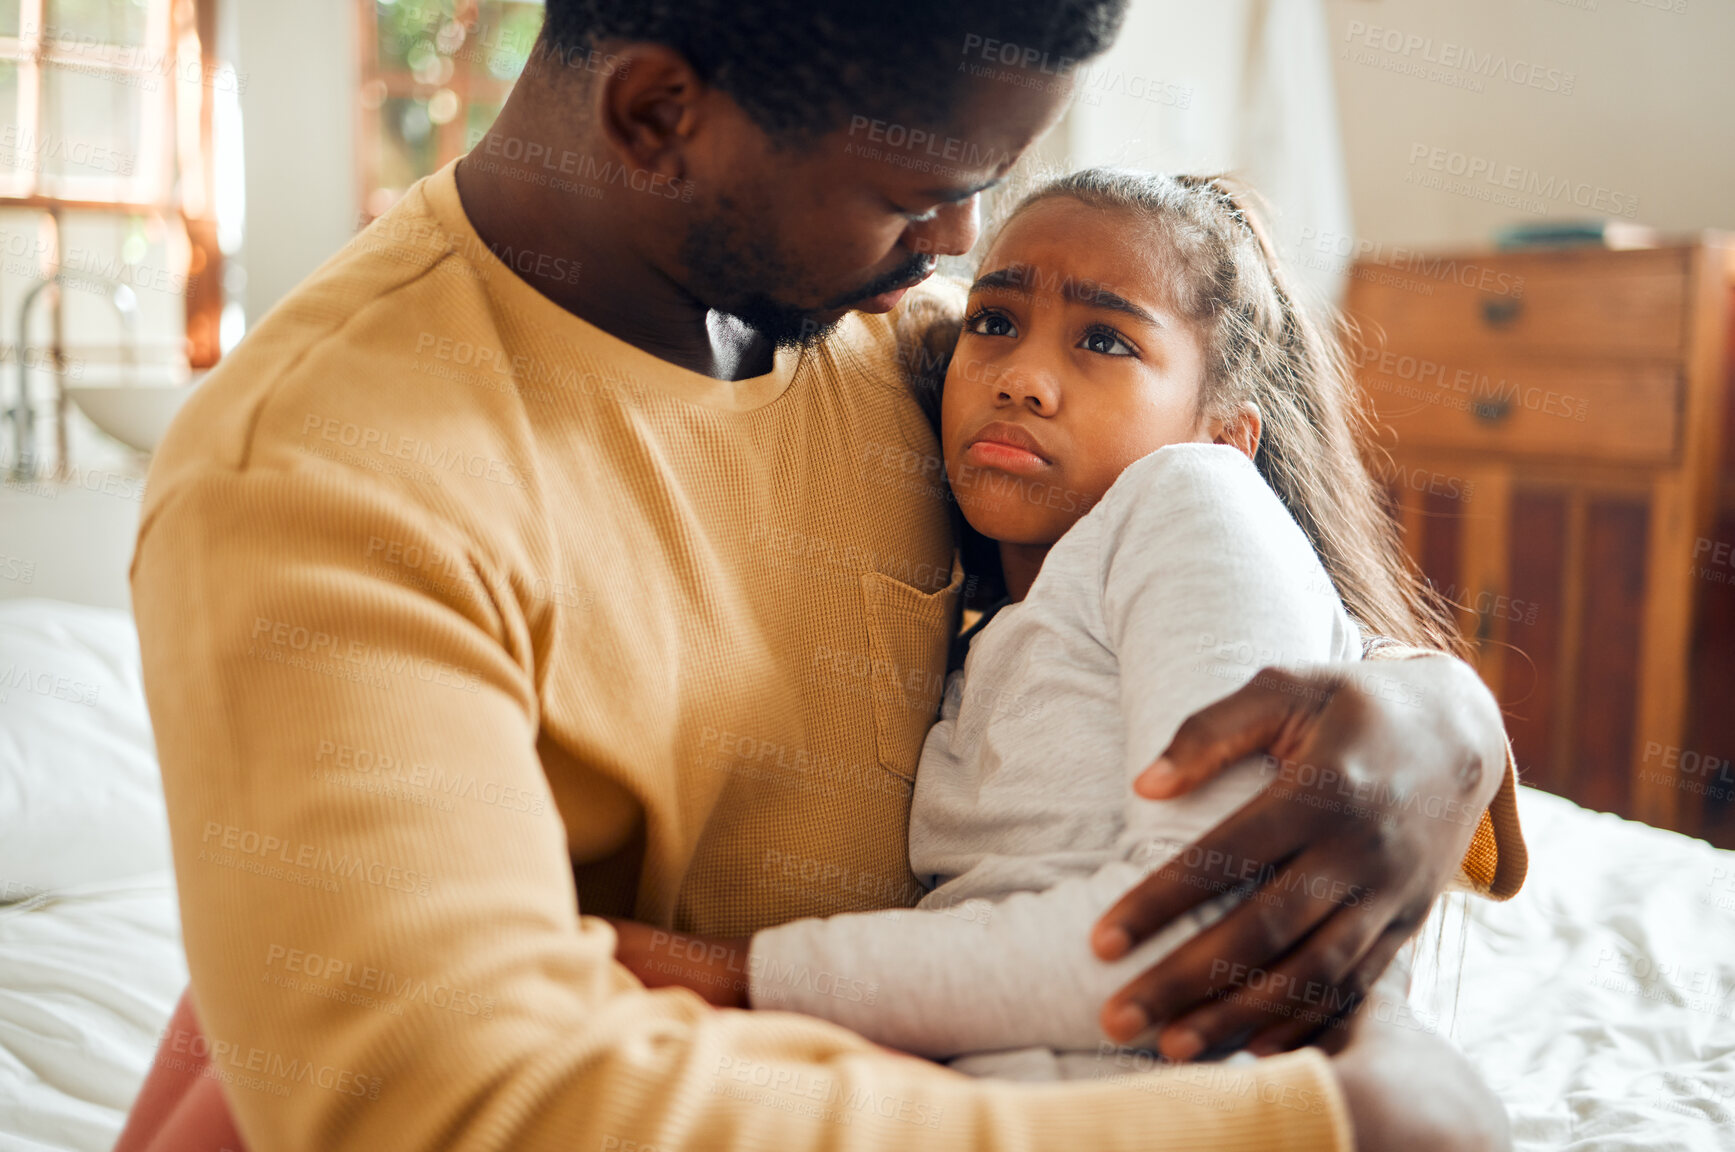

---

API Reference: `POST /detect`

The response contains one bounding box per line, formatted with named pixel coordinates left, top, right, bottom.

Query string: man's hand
left=1092, top=656, right=1506, bottom=1058
left=1331, top=999, right=1511, bottom=1152
left=603, top=918, right=752, bottom=1009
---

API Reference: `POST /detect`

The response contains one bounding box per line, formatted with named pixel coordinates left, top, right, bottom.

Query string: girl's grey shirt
left=748, top=443, right=1362, bottom=1070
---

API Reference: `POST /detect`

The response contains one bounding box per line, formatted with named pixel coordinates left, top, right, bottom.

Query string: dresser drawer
left=1347, top=248, right=1691, bottom=361
left=1357, top=357, right=1682, bottom=463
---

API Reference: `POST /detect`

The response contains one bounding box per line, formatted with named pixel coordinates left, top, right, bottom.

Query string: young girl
left=625, top=169, right=1463, bottom=1079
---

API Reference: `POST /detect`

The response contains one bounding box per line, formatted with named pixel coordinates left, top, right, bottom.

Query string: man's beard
left=680, top=196, right=935, bottom=350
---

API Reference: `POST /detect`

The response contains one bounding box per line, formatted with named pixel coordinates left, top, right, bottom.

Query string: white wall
left=235, top=0, right=357, bottom=320
left=1324, top=0, right=1735, bottom=248
left=221, top=0, right=1735, bottom=312
left=0, top=1, right=360, bottom=610
left=1035, top=0, right=1353, bottom=303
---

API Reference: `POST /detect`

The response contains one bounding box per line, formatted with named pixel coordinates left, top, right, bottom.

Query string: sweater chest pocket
left=859, top=563, right=962, bottom=783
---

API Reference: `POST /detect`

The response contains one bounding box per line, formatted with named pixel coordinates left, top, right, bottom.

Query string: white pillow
left=0, top=599, right=169, bottom=896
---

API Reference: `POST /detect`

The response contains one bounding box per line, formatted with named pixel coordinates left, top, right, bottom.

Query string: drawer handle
left=1481, top=297, right=1523, bottom=328
left=1472, top=397, right=1513, bottom=424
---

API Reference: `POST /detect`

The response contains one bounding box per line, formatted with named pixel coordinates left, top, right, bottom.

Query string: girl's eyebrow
left=970, top=265, right=1162, bottom=327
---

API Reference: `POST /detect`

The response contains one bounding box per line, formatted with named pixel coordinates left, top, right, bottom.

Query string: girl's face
left=941, top=197, right=1229, bottom=547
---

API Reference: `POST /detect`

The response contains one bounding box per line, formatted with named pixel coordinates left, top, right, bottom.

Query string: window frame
left=0, top=0, right=226, bottom=370
left=0, top=0, right=177, bottom=210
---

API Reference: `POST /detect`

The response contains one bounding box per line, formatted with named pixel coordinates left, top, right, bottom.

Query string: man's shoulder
left=148, top=212, right=529, bottom=523
left=892, top=274, right=969, bottom=334
left=801, top=274, right=966, bottom=440
left=814, top=275, right=965, bottom=376
left=890, top=274, right=968, bottom=388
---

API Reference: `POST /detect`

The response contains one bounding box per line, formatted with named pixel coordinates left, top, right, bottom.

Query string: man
left=119, top=2, right=1522, bottom=1150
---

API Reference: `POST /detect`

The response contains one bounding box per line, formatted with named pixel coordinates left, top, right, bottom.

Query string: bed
left=0, top=600, right=184, bottom=1152
left=1, top=596, right=1732, bottom=1151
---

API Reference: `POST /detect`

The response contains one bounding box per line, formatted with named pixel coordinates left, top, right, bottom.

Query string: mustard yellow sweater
left=133, top=160, right=1520, bottom=1152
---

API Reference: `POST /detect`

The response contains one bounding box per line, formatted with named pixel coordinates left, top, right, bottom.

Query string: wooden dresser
left=1343, top=238, right=1735, bottom=840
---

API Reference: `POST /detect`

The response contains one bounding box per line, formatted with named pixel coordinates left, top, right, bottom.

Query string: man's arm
left=136, top=464, right=1355, bottom=1152
left=1092, top=652, right=1523, bottom=1059
left=1330, top=993, right=1512, bottom=1152
left=1363, top=645, right=1526, bottom=903
left=724, top=446, right=1363, bottom=1060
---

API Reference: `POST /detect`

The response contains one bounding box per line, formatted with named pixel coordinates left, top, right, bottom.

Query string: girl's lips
left=960, top=439, right=1049, bottom=475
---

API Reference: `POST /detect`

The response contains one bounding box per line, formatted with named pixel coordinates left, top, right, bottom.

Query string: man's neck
left=450, top=90, right=774, bottom=381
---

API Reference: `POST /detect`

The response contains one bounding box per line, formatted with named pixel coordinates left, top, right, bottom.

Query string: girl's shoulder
left=1019, top=444, right=1273, bottom=584
left=1106, top=439, right=1260, bottom=496
left=1083, top=442, right=1335, bottom=597
left=1000, top=443, right=1323, bottom=634
left=1088, top=442, right=1278, bottom=538
left=1082, top=443, right=1358, bottom=653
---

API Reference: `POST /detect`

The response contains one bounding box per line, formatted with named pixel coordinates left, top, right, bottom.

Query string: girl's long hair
left=929, top=168, right=1466, bottom=657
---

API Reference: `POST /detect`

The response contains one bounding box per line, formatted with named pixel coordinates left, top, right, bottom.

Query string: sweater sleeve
left=747, top=446, right=1358, bottom=1059
left=1361, top=644, right=1528, bottom=900
left=134, top=462, right=1353, bottom=1152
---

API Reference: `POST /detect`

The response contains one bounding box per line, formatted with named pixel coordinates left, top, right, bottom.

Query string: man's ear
left=592, top=43, right=707, bottom=181
left=1210, top=401, right=1262, bottom=461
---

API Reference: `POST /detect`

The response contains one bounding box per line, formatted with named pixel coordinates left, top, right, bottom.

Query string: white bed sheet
left=6, top=796, right=1730, bottom=1152
left=2, top=600, right=1734, bottom=1150
left=0, top=874, right=184, bottom=1152
left=1450, top=786, right=1735, bottom=1151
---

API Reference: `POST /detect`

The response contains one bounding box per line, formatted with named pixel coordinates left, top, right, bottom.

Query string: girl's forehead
left=979, top=198, right=1173, bottom=311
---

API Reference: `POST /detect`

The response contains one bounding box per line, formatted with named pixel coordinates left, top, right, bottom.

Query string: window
left=356, top=0, right=543, bottom=222
left=0, top=0, right=237, bottom=478
left=0, top=0, right=236, bottom=371
left=0, top=0, right=176, bottom=205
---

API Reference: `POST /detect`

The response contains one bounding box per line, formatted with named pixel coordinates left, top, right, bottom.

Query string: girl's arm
left=604, top=918, right=751, bottom=1007
left=746, top=445, right=1359, bottom=1059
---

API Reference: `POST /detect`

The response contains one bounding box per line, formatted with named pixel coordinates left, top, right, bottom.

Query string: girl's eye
left=965, top=309, right=1017, bottom=338
left=901, top=205, right=941, bottom=223
left=1081, top=326, right=1135, bottom=357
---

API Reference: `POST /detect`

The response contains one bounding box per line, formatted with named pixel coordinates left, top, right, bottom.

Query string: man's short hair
left=539, top=0, right=1128, bottom=144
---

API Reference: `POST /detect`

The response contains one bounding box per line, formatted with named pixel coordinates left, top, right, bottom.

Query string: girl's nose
left=994, top=360, right=1060, bottom=414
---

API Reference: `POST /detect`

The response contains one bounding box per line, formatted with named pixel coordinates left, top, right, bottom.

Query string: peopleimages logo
left=0, top=125, right=135, bottom=175
left=299, top=413, right=532, bottom=490
left=0, top=662, right=100, bottom=706
left=475, top=133, right=694, bottom=202
left=200, top=820, right=434, bottom=897
left=25, top=23, right=247, bottom=93
left=845, top=115, right=1016, bottom=170
left=265, top=944, right=496, bottom=1019
left=1343, top=20, right=1577, bottom=94
left=155, top=1026, right=379, bottom=1100
left=249, top=614, right=483, bottom=694
left=1406, top=144, right=1641, bottom=219
left=1295, top=227, right=1525, bottom=298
